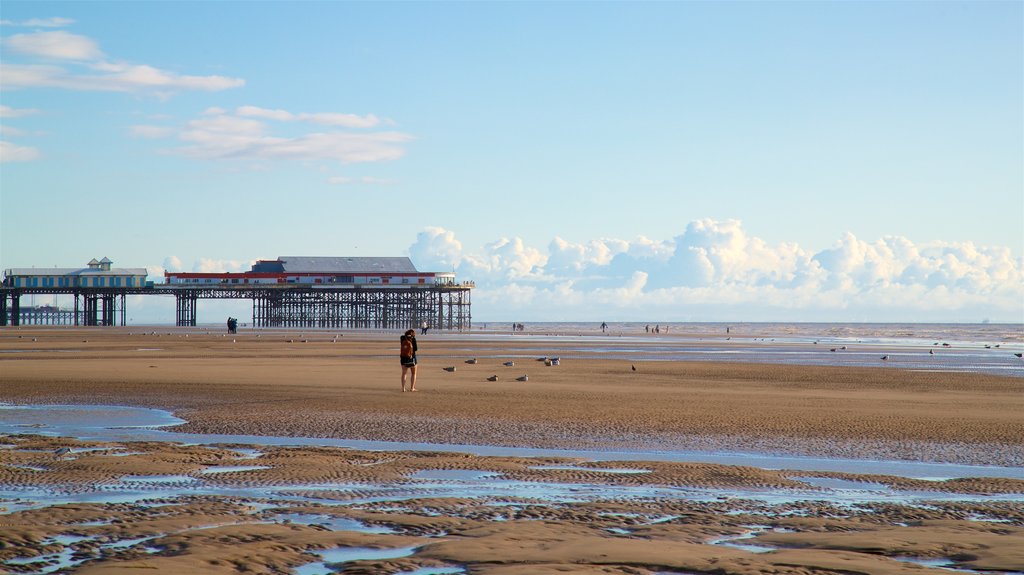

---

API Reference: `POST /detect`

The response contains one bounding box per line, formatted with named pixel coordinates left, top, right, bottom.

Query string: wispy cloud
left=0, top=105, right=42, bottom=162
left=133, top=106, right=412, bottom=165
left=0, top=104, right=41, bottom=118
left=236, top=106, right=381, bottom=128
left=1, top=17, right=75, bottom=28
left=0, top=140, right=41, bottom=163
left=5, top=30, right=102, bottom=60
left=327, top=175, right=398, bottom=185
left=408, top=221, right=1024, bottom=321
left=1, top=29, right=244, bottom=94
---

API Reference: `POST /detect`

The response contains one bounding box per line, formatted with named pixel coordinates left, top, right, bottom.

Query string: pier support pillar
left=175, top=293, right=197, bottom=326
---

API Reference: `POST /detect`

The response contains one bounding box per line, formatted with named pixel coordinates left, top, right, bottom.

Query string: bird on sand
left=929, top=349, right=934, bottom=355
left=486, top=375, right=498, bottom=382
left=1015, top=353, right=1023, bottom=358
left=465, top=358, right=478, bottom=364
left=631, top=364, right=637, bottom=371
left=502, top=361, right=515, bottom=367
left=442, top=366, right=456, bottom=372
left=515, top=375, right=529, bottom=382
left=881, top=355, right=889, bottom=360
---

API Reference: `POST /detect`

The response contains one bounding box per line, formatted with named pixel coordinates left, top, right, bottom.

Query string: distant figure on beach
left=400, top=329, right=418, bottom=392
left=601, top=322, right=607, bottom=333
left=226, top=317, right=237, bottom=334
left=655, top=325, right=660, bottom=334
left=645, top=325, right=649, bottom=333
left=421, top=320, right=429, bottom=335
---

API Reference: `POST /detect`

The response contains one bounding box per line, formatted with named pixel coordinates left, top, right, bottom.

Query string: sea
left=455, top=322, right=1024, bottom=377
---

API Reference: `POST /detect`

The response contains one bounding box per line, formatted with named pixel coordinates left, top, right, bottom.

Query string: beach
left=2, top=326, right=1023, bottom=574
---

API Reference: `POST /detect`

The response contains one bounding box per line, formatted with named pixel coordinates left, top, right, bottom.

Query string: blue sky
left=2, top=1, right=1021, bottom=323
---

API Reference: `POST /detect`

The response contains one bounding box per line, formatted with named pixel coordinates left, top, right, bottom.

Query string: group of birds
left=439, top=356, right=561, bottom=382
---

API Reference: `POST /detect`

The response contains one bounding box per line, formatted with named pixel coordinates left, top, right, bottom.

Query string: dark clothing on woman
left=400, top=335, right=418, bottom=366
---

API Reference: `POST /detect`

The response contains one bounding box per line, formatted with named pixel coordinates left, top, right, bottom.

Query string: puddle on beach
left=3, top=403, right=1020, bottom=480
left=3, top=404, right=1023, bottom=575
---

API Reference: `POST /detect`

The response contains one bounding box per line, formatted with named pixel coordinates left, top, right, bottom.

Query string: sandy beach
left=2, top=326, right=1023, bottom=574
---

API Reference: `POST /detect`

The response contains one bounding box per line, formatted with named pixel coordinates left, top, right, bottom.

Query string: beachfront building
left=1, top=258, right=149, bottom=326
left=2, top=257, right=148, bottom=289
left=164, top=256, right=471, bottom=330
left=164, top=256, right=456, bottom=287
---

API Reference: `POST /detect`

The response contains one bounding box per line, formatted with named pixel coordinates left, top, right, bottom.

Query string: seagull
left=442, top=366, right=456, bottom=372
left=515, top=375, right=529, bottom=382
left=881, top=355, right=889, bottom=361
left=929, top=349, right=934, bottom=355
left=486, top=375, right=498, bottom=382
left=54, top=447, right=72, bottom=458
left=465, top=358, right=478, bottom=364
left=536, top=357, right=548, bottom=362
left=830, top=348, right=836, bottom=352
left=1015, top=353, right=1023, bottom=358
left=503, top=361, right=515, bottom=367
left=631, top=364, right=636, bottom=371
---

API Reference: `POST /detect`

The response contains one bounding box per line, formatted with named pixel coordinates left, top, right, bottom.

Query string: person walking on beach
left=400, top=329, right=418, bottom=392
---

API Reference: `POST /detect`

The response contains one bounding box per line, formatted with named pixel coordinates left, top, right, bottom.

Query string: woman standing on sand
left=400, top=329, right=418, bottom=392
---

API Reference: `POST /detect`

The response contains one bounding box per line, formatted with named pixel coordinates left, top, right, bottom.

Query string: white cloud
left=193, top=258, right=248, bottom=273
left=162, top=256, right=183, bottom=272
left=237, top=106, right=381, bottom=128
left=5, top=30, right=101, bottom=60
left=1, top=17, right=75, bottom=28
left=0, top=104, right=40, bottom=118
left=327, top=175, right=398, bottom=185
left=140, top=107, right=411, bottom=165
left=407, top=222, right=1024, bottom=322
left=130, top=124, right=175, bottom=139
left=0, top=140, right=41, bottom=162
left=1, top=30, right=244, bottom=94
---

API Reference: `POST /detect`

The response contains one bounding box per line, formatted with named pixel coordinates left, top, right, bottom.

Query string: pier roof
left=6, top=267, right=148, bottom=276
left=275, top=256, right=419, bottom=274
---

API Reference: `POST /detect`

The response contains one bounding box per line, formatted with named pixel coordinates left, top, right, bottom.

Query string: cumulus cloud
left=162, top=256, right=184, bottom=272
left=135, top=106, right=412, bottom=165
left=193, top=258, right=248, bottom=273
left=407, top=221, right=1023, bottom=322
left=1, top=29, right=244, bottom=94
left=158, top=256, right=250, bottom=275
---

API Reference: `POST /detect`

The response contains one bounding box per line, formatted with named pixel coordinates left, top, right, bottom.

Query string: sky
left=1, top=1, right=1022, bottom=323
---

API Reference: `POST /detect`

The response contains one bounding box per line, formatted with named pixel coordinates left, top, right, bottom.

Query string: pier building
left=2, top=256, right=471, bottom=330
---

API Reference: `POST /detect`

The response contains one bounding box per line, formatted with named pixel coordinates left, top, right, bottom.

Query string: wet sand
left=2, top=326, right=1023, bottom=574
left=2, top=326, right=1022, bottom=465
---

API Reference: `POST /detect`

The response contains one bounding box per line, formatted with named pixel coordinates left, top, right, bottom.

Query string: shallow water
left=1, top=404, right=1020, bottom=480
left=3, top=402, right=1022, bottom=575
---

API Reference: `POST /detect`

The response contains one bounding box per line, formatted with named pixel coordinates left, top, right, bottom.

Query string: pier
left=0, top=285, right=472, bottom=330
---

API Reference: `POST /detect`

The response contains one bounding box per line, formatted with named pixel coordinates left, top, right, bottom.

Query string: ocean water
left=472, top=321, right=1024, bottom=345
left=454, top=322, right=1024, bottom=377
